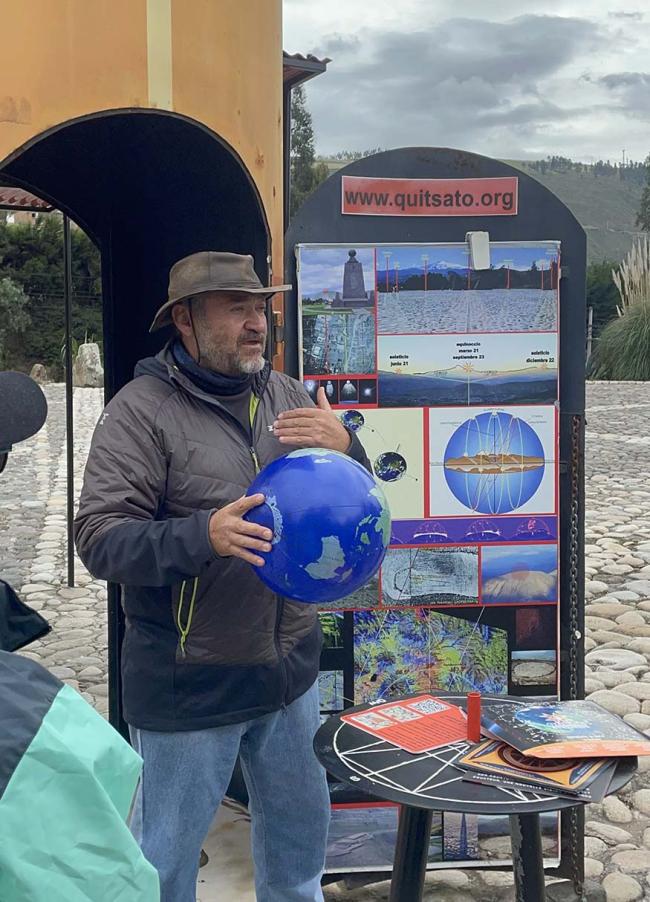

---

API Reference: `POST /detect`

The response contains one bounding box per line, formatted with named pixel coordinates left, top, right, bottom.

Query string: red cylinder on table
left=467, top=691, right=481, bottom=742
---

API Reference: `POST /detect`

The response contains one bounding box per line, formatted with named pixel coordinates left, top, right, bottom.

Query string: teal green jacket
left=0, top=651, right=159, bottom=901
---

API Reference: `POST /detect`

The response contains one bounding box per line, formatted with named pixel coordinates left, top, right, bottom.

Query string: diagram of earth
left=374, top=451, right=407, bottom=483
left=444, top=411, right=545, bottom=514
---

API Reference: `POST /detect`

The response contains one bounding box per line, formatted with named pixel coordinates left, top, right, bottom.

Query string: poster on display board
left=297, top=239, right=562, bottom=873
left=324, top=804, right=559, bottom=874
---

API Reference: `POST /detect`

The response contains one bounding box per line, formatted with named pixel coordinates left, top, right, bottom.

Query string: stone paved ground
left=2, top=381, right=650, bottom=902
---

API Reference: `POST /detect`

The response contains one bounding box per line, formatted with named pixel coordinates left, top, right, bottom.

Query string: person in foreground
left=74, top=251, right=371, bottom=902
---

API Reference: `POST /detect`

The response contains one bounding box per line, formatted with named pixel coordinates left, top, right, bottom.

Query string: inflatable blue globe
left=244, top=449, right=391, bottom=604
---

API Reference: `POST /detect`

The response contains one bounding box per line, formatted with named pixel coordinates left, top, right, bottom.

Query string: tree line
left=522, top=155, right=648, bottom=187
left=0, top=86, right=648, bottom=376
left=0, top=214, right=101, bottom=377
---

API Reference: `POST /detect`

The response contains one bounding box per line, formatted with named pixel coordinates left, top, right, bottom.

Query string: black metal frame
left=285, top=147, right=587, bottom=887
left=0, top=195, right=77, bottom=590
left=62, top=215, right=75, bottom=589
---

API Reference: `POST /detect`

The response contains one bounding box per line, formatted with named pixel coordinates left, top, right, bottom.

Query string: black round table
left=314, top=694, right=637, bottom=902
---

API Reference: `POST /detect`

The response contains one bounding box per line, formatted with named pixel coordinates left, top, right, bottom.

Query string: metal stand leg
left=509, top=813, right=546, bottom=902
left=389, top=806, right=433, bottom=902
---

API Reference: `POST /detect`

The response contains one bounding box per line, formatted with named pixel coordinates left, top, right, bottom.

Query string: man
left=74, top=251, right=371, bottom=902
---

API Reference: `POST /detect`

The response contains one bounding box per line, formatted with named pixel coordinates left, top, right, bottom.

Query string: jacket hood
left=134, top=353, right=170, bottom=382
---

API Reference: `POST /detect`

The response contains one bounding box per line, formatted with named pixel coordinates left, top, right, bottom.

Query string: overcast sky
left=283, top=1, right=650, bottom=163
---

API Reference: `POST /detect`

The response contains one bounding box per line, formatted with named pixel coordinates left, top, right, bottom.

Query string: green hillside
left=507, top=161, right=644, bottom=263
left=318, top=155, right=646, bottom=264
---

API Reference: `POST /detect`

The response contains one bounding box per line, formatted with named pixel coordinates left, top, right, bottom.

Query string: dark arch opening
left=0, top=109, right=270, bottom=395
left=0, top=110, right=271, bottom=740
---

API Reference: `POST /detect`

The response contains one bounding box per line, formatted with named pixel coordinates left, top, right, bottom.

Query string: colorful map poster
left=297, top=240, right=561, bottom=873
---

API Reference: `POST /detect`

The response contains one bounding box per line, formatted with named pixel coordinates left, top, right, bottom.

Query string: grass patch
left=589, top=301, right=650, bottom=380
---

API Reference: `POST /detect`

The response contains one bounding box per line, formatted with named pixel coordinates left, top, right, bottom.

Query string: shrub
left=588, top=301, right=650, bottom=380
left=0, top=277, right=31, bottom=368
left=612, top=235, right=650, bottom=314
left=589, top=237, right=650, bottom=380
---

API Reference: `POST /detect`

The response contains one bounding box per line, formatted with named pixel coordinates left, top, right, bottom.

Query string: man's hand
left=209, top=494, right=272, bottom=566
left=272, top=387, right=351, bottom=453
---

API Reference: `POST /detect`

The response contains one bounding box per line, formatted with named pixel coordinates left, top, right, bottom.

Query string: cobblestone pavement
left=2, top=381, right=650, bottom=902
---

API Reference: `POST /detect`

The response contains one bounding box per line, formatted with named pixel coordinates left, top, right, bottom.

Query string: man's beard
left=194, top=327, right=266, bottom=376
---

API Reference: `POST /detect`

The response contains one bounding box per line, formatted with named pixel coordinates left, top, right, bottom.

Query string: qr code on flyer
left=382, top=705, right=422, bottom=722
left=408, top=698, right=449, bottom=715
left=352, top=711, right=393, bottom=729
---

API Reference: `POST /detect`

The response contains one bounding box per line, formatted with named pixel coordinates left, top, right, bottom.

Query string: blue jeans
left=129, top=682, right=330, bottom=902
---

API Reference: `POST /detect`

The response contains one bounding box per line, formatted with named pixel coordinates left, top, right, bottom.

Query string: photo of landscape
left=511, top=650, right=557, bottom=688
left=379, top=289, right=558, bottom=335
left=380, top=546, right=478, bottom=606
left=354, top=608, right=508, bottom=702
left=378, top=332, right=558, bottom=407
left=376, top=243, right=559, bottom=334
left=325, top=806, right=443, bottom=872
left=481, top=544, right=558, bottom=604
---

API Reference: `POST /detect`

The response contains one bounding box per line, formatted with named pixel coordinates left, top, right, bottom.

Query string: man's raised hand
left=272, top=387, right=351, bottom=453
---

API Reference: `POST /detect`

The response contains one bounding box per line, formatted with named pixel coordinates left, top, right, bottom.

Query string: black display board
left=285, top=148, right=586, bottom=885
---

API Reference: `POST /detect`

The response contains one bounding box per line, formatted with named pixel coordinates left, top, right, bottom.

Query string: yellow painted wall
left=0, top=0, right=284, bottom=279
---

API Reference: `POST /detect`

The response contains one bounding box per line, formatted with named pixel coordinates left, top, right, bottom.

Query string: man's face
left=189, top=291, right=268, bottom=376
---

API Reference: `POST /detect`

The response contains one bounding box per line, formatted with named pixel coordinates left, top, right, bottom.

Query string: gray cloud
left=599, top=71, right=650, bottom=89
left=316, top=15, right=603, bottom=84
left=595, top=71, right=650, bottom=115
left=316, top=34, right=360, bottom=55
left=305, top=14, right=608, bottom=156
left=608, top=10, right=644, bottom=20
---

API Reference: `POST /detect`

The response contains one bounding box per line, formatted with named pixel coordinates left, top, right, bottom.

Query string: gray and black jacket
left=74, top=347, right=370, bottom=731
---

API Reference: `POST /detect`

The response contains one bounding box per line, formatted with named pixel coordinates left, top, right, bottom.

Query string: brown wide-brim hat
left=149, top=251, right=291, bottom=331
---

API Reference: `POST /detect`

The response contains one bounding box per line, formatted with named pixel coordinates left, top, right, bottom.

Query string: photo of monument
left=340, top=250, right=373, bottom=307
left=446, top=813, right=559, bottom=862
left=299, top=246, right=376, bottom=310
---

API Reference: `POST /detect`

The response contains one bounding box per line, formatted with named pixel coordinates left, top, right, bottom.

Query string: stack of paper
left=458, top=700, right=650, bottom=801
